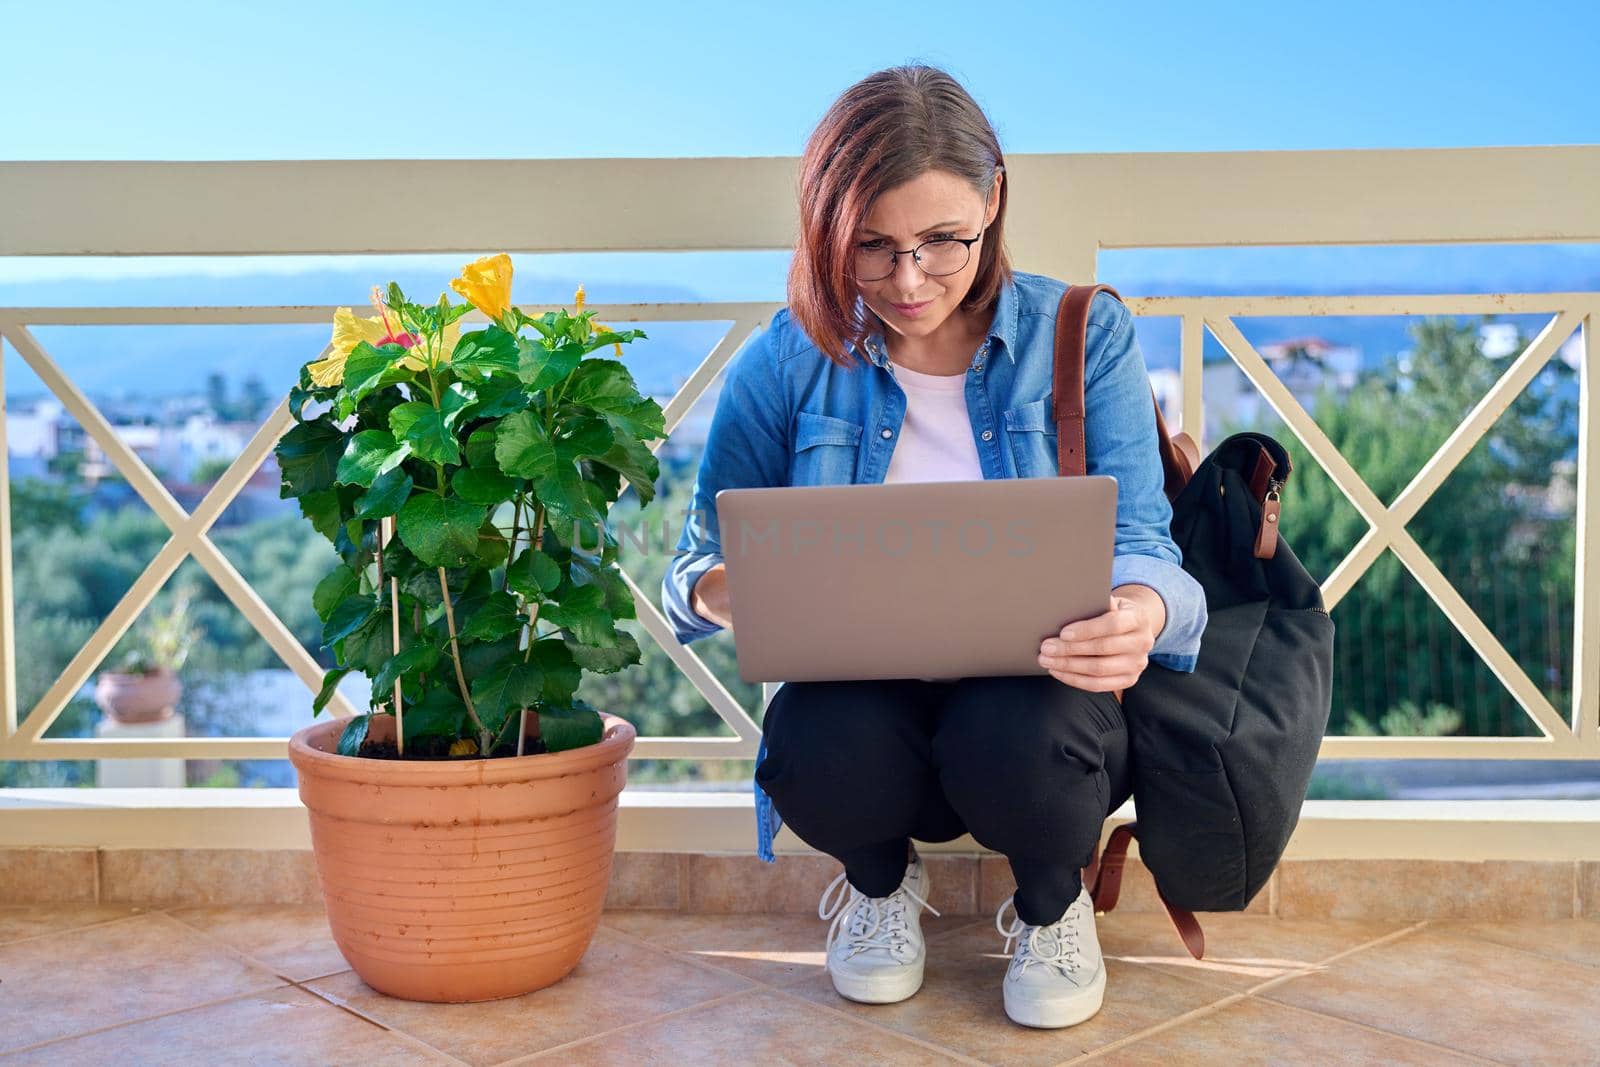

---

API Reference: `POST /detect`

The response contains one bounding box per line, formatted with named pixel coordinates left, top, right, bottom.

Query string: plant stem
left=437, top=566, right=491, bottom=752
left=523, top=501, right=547, bottom=663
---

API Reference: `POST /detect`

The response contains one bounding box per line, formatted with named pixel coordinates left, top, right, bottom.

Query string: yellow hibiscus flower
left=450, top=253, right=514, bottom=320
left=305, top=305, right=459, bottom=387
left=397, top=317, right=462, bottom=373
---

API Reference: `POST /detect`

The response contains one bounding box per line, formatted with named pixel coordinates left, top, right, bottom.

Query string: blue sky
left=2, top=0, right=1595, bottom=399
left=2, top=0, right=1595, bottom=160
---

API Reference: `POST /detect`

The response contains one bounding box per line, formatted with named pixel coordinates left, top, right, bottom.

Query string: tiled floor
left=2, top=904, right=1596, bottom=1065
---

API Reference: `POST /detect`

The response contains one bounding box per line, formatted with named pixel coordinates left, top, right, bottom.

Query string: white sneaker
left=995, top=885, right=1106, bottom=1028
left=817, top=852, right=940, bottom=1004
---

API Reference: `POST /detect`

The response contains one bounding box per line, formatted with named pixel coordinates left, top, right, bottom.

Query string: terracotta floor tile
left=533, top=988, right=971, bottom=1066
left=785, top=918, right=1231, bottom=1066
left=168, top=905, right=350, bottom=982
left=1259, top=926, right=1600, bottom=1063
left=1098, top=912, right=1411, bottom=992
left=604, top=909, right=980, bottom=987
left=0, top=912, right=285, bottom=1054
left=1426, top=918, right=1600, bottom=971
left=306, top=927, right=752, bottom=1066
left=1090, top=995, right=1490, bottom=1066
left=0, top=904, right=146, bottom=946
left=7, top=986, right=450, bottom=1066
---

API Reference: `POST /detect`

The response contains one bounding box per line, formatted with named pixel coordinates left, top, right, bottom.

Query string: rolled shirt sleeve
left=660, top=317, right=790, bottom=647
left=1084, top=293, right=1207, bottom=673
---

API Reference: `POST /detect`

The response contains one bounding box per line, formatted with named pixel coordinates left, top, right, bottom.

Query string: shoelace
left=995, top=894, right=1086, bottom=979
left=818, top=867, right=940, bottom=961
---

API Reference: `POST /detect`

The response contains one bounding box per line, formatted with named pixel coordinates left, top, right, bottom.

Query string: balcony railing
left=1, top=148, right=1597, bottom=856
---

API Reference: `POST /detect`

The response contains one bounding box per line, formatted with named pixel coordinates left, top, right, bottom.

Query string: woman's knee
left=756, top=679, right=935, bottom=839
left=932, top=675, right=1125, bottom=811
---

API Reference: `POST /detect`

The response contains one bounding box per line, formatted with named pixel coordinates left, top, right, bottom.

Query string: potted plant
left=95, top=586, right=200, bottom=724
left=279, top=255, right=662, bottom=1003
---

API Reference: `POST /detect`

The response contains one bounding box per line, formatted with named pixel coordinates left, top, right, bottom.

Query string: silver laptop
left=714, top=476, right=1117, bottom=683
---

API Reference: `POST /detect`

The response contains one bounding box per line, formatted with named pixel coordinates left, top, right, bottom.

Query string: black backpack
left=1052, top=283, right=1335, bottom=958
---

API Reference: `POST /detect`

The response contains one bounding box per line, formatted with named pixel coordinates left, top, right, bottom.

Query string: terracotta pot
left=94, top=668, right=181, bottom=724
left=287, top=712, right=636, bottom=1003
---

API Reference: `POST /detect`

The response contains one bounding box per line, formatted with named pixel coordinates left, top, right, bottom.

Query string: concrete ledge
left=4, top=789, right=1600, bottom=860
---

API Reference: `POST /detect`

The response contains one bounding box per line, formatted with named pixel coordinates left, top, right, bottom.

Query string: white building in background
left=1198, top=335, right=1363, bottom=446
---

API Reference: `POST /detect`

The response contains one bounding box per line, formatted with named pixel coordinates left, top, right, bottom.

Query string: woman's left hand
left=1037, top=591, right=1162, bottom=693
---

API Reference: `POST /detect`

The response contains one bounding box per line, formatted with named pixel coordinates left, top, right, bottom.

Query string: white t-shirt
left=883, top=361, right=984, bottom=484
left=884, top=359, right=983, bottom=682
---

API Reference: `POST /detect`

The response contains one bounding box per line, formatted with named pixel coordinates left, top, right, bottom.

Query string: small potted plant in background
left=95, top=586, right=201, bottom=724
left=279, top=254, right=662, bottom=1003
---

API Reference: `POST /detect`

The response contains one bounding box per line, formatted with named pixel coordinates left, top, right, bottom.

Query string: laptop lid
left=713, top=475, right=1116, bottom=682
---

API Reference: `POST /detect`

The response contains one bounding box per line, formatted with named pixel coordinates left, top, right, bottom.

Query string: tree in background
left=1269, top=315, right=1577, bottom=737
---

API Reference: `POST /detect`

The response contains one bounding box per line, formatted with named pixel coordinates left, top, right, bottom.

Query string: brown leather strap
left=1086, top=821, right=1209, bottom=960
left=1052, top=285, right=1195, bottom=503
left=1248, top=446, right=1281, bottom=560
left=1087, top=823, right=1135, bottom=912
left=1159, top=891, right=1207, bottom=960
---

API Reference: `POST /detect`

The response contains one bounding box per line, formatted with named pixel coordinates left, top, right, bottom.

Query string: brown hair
left=788, top=64, right=1012, bottom=368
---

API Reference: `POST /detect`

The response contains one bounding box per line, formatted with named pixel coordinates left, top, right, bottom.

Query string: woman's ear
left=986, top=168, right=1004, bottom=226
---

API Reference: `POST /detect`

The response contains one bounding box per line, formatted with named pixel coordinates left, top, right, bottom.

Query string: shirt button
left=981, top=430, right=994, bottom=441
left=880, top=428, right=893, bottom=439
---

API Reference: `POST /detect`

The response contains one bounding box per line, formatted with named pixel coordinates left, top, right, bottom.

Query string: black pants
left=756, top=674, right=1132, bottom=927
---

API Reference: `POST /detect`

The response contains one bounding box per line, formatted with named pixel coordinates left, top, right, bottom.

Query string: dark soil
left=358, top=735, right=549, bottom=760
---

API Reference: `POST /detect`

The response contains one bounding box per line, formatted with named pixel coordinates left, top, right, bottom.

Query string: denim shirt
left=659, top=270, right=1207, bottom=860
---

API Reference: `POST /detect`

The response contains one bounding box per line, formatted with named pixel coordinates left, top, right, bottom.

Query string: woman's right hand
left=690, top=563, right=734, bottom=629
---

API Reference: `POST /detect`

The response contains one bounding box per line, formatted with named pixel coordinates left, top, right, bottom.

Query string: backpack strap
left=1051, top=285, right=1200, bottom=499
left=1086, top=823, right=1208, bottom=960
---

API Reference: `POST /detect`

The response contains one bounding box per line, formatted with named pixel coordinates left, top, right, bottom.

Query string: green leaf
left=355, top=466, right=414, bottom=519
left=440, top=381, right=477, bottom=428
left=337, top=714, right=371, bottom=756
left=527, top=638, right=582, bottom=704
left=564, top=358, right=638, bottom=408
left=506, top=548, right=563, bottom=597
left=388, top=401, right=429, bottom=440
left=460, top=633, right=519, bottom=684
left=494, top=411, right=556, bottom=479
left=460, top=591, right=524, bottom=642
left=340, top=342, right=404, bottom=403
left=337, top=429, right=411, bottom=488
left=451, top=466, right=517, bottom=505
left=323, top=593, right=377, bottom=647
left=451, top=326, right=520, bottom=377
left=535, top=457, right=602, bottom=525
left=564, top=629, right=640, bottom=673
left=276, top=419, right=345, bottom=498
left=372, top=642, right=442, bottom=697
left=582, top=326, right=645, bottom=357
left=476, top=519, right=510, bottom=571
left=466, top=426, right=500, bottom=469
left=391, top=403, right=461, bottom=465
left=312, top=567, right=360, bottom=622
left=313, top=667, right=351, bottom=715
left=336, top=613, right=393, bottom=673
left=518, top=338, right=582, bottom=392
left=470, top=660, right=545, bottom=725
left=297, top=488, right=344, bottom=542
left=402, top=688, right=467, bottom=745
left=570, top=557, right=636, bottom=620
left=467, top=377, right=531, bottom=418
left=556, top=414, right=615, bottom=461
left=537, top=699, right=604, bottom=752
left=541, top=584, right=617, bottom=646
left=590, top=434, right=661, bottom=506
left=396, top=494, right=483, bottom=567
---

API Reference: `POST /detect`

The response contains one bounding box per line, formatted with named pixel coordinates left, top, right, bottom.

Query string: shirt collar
left=856, top=271, right=1020, bottom=370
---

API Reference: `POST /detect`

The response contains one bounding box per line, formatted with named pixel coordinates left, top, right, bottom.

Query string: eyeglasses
left=852, top=224, right=986, bottom=282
